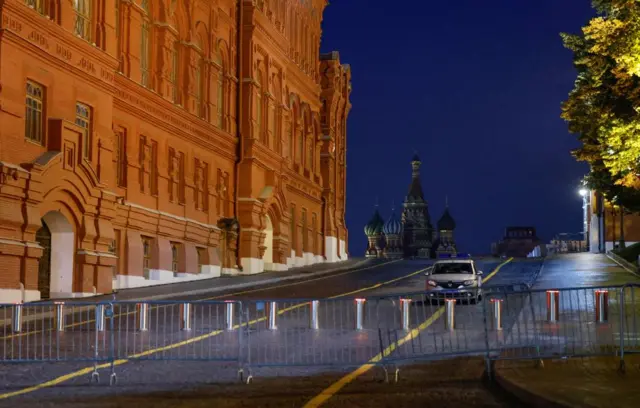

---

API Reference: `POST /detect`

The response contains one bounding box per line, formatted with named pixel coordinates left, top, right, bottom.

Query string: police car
left=424, top=254, right=484, bottom=303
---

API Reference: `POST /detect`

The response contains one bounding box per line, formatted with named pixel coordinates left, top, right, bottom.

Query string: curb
left=0, top=258, right=392, bottom=327
left=493, top=362, right=598, bottom=408
left=606, top=251, right=640, bottom=278
left=493, top=366, right=573, bottom=408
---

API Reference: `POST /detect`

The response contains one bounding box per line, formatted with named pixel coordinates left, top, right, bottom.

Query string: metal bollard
left=267, top=301, right=278, bottom=330
left=180, top=303, right=191, bottom=331
left=55, top=302, right=65, bottom=332
left=310, top=300, right=320, bottom=330
left=491, top=299, right=503, bottom=331
left=225, top=301, right=235, bottom=331
left=546, top=290, right=560, bottom=322
left=12, top=303, right=23, bottom=333
left=445, top=299, right=456, bottom=330
left=400, top=298, right=411, bottom=331
left=595, top=290, right=609, bottom=323
left=355, top=298, right=366, bottom=330
left=137, top=303, right=149, bottom=331
left=96, top=304, right=106, bottom=332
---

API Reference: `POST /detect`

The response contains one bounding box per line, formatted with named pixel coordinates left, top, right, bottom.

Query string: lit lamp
left=579, top=188, right=589, bottom=252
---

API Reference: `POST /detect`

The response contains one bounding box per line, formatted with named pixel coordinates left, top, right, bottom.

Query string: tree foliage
left=562, top=0, right=640, bottom=207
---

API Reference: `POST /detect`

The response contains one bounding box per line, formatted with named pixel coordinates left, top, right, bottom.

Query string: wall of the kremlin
left=0, top=0, right=350, bottom=303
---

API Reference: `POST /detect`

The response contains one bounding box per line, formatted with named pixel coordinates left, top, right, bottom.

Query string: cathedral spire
left=407, top=154, right=424, bottom=200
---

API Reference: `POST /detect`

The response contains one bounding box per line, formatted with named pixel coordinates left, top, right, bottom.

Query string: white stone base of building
left=50, top=292, right=99, bottom=299
left=149, top=269, right=175, bottom=281
left=303, top=252, right=315, bottom=266
left=240, top=257, right=265, bottom=275
left=265, top=262, right=288, bottom=271
left=200, top=265, right=222, bottom=278
left=339, top=239, right=348, bottom=260
left=0, top=288, right=41, bottom=304
left=314, top=255, right=325, bottom=264
left=325, top=236, right=339, bottom=262
left=114, top=264, right=225, bottom=290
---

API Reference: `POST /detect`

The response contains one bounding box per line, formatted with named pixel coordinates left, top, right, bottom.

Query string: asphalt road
left=0, top=258, right=515, bottom=404
left=1, top=254, right=634, bottom=407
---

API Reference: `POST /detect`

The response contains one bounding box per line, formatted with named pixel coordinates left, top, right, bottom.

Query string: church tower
left=364, top=206, right=384, bottom=258
left=383, top=206, right=403, bottom=259
left=401, top=155, right=433, bottom=258
left=435, top=199, right=457, bottom=257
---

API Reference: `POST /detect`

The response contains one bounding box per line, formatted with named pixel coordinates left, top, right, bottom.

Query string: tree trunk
left=620, top=210, right=626, bottom=249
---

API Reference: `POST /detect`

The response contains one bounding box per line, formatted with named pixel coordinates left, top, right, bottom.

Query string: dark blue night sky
left=320, top=0, right=595, bottom=256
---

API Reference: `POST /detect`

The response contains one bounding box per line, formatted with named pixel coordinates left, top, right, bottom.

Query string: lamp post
left=579, top=188, right=590, bottom=252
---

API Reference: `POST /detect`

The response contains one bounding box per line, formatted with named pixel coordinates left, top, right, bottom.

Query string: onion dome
left=383, top=209, right=403, bottom=236
left=437, top=207, right=456, bottom=231
left=364, top=208, right=385, bottom=237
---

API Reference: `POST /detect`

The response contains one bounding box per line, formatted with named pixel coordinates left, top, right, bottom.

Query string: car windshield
left=432, top=262, right=474, bottom=275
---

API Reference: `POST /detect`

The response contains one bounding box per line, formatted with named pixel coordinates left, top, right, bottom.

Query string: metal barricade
left=0, top=284, right=636, bottom=384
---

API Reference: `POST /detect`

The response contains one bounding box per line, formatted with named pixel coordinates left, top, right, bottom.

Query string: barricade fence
left=1, top=283, right=639, bottom=384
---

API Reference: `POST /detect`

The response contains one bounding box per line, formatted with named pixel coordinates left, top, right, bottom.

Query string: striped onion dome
left=364, top=208, right=385, bottom=237
left=383, top=209, right=402, bottom=236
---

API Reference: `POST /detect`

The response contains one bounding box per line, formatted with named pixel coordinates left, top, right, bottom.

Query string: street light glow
left=579, top=188, right=588, bottom=197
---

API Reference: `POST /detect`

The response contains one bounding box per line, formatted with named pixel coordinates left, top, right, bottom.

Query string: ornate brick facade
left=0, top=0, right=350, bottom=302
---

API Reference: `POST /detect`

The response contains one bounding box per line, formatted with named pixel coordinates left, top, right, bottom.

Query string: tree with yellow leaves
left=562, top=0, right=640, bottom=206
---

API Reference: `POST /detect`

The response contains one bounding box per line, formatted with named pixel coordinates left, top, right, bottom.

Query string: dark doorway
left=35, top=222, right=52, bottom=299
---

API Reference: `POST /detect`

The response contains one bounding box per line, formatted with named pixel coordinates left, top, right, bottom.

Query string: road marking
left=0, top=260, right=429, bottom=400
left=0, top=259, right=401, bottom=341
left=302, top=258, right=514, bottom=408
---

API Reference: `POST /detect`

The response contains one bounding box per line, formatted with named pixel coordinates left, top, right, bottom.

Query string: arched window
left=171, top=41, right=180, bottom=103
left=297, top=122, right=304, bottom=166
left=195, top=57, right=204, bottom=118
left=115, top=0, right=122, bottom=72
left=289, top=110, right=295, bottom=161
left=214, top=50, right=225, bottom=129
left=27, top=0, right=56, bottom=20
left=140, top=1, right=151, bottom=87
left=290, top=207, right=296, bottom=253
left=73, top=0, right=92, bottom=41
left=255, top=69, right=263, bottom=141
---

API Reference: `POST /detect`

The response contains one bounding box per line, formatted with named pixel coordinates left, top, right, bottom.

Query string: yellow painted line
left=328, top=266, right=432, bottom=299
left=0, top=259, right=424, bottom=400
left=302, top=257, right=514, bottom=408
left=0, top=260, right=400, bottom=341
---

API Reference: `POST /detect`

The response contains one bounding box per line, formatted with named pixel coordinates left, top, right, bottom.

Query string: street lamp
left=579, top=188, right=590, bottom=252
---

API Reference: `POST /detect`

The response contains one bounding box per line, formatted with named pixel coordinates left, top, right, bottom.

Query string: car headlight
left=463, top=280, right=476, bottom=286
left=427, top=280, right=437, bottom=287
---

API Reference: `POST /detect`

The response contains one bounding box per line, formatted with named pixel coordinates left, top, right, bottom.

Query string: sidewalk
left=0, top=257, right=381, bottom=327
left=495, top=355, right=640, bottom=408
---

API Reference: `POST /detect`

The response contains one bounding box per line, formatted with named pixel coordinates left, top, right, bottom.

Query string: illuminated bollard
left=137, top=303, right=149, bottom=332
left=546, top=290, right=560, bottom=322
left=310, top=300, right=320, bottom=330
left=445, top=299, right=456, bottom=331
left=267, top=301, right=278, bottom=330
left=180, top=303, right=191, bottom=331
left=96, top=304, right=106, bottom=332
left=12, top=303, right=23, bottom=333
left=400, top=299, right=411, bottom=331
left=491, top=299, right=503, bottom=331
left=595, top=290, right=609, bottom=323
left=55, top=302, right=65, bottom=332
left=355, top=298, right=366, bottom=331
left=225, top=301, right=235, bottom=331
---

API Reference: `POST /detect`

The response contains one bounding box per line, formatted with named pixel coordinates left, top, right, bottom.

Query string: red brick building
left=0, top=0, right=350, bottom=302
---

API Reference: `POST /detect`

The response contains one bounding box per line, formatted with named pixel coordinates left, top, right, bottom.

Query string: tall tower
left=435, top=198, right=457, bottom=257
left=401, top=155, right=433, bottom=258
